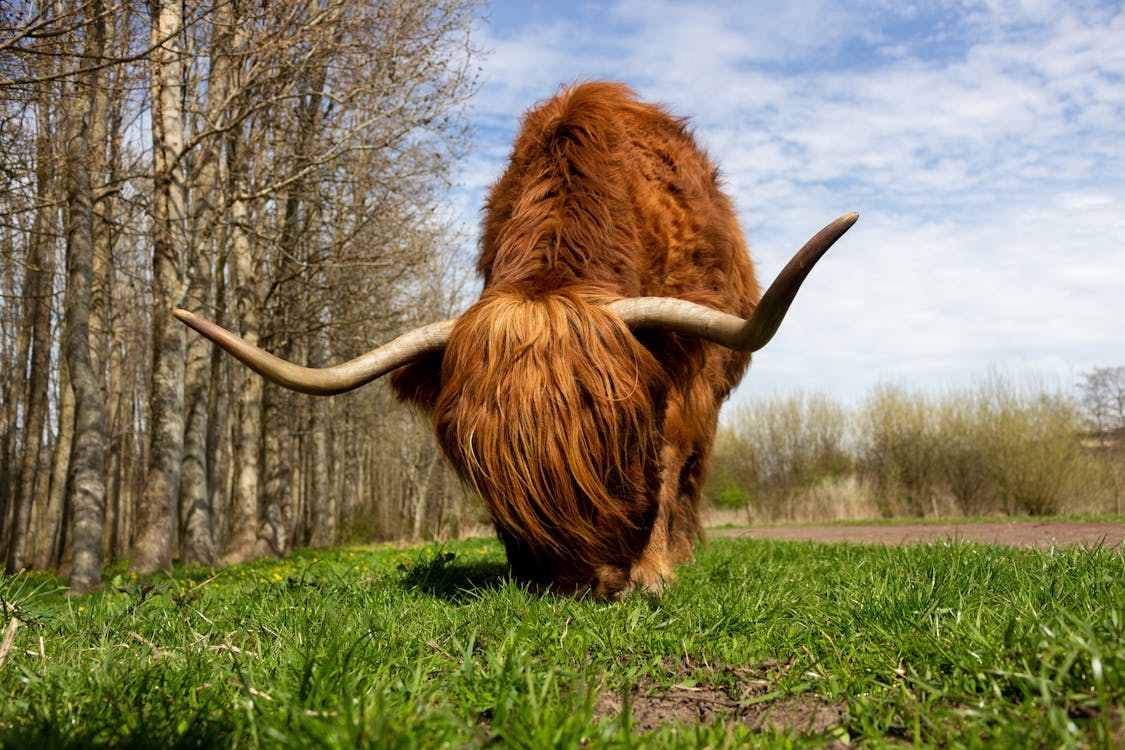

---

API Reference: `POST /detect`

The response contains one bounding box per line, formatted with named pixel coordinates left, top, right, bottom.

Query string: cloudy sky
left=449, top=0, right=1124, bottom=406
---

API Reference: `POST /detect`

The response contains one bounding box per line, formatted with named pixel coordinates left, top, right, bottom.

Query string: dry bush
left=861, top=376, right=1091, bottom=516
left=964, top=374, right=1087, bottom=515
left=858, top=385, right=942, bottom=517
left=709, top=372, right=1122, bottom=522
left=709, top=392, right=853, bottom=523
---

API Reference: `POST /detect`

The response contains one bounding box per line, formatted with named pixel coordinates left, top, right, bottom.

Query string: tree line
left=0, top=0, right=481, bottom=592
left=708, top=367, right=1125, bottom=524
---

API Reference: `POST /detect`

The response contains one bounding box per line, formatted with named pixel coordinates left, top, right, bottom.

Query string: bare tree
left=1078, top=366, right=1125, bottom=513
left=60, top=0, right=110, bottom=593
left=177, top=0, right=236, bottom=566
left=2, top=26, right=60, bottom=572
left=130, top=0, right=188, bottom=573
left=1079, top=366, right=1125, bottom=436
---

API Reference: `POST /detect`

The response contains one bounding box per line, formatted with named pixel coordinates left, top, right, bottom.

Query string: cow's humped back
left=479, top=82, right=755, bottom=311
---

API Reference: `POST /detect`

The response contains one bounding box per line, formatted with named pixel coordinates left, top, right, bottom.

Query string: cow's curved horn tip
left=171, top=308, right=192, bottom=321
left=841, top=211, right=859, bottom=224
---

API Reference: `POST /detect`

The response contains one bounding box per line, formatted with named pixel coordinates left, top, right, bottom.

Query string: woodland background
left=1, top=1, right=1122, bottom=594
left=1, top=0, right=480, bottom=593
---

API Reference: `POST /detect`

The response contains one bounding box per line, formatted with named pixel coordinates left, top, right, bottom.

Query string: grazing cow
left=174, top=82, right=856, bottom=598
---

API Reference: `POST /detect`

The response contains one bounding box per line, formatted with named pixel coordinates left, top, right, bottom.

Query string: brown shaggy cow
left=174, top=82, right=856, bottom=598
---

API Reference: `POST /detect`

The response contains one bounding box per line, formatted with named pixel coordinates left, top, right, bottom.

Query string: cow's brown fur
left=392, top=82, right=760, bottom=597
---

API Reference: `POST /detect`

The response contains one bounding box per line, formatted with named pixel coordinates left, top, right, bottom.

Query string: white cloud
left=454, top=0, right=1125, bottom=402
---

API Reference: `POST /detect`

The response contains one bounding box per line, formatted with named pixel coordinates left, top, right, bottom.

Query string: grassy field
left=1, top=536, right=1122, bottom=748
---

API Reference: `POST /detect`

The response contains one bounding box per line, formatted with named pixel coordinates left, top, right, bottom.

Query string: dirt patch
left=592, top=657, right=847, bottom=740
left=710, top=519, right=1125, bottom=549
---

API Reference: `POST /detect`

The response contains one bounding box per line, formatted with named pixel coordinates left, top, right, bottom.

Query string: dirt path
left=710, top=520, right=1125, bottom=549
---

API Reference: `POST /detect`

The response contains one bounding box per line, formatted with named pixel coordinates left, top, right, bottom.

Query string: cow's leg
left=626, top=443, right=681, bottom=595
left=665, top=381, right=718, bottom=561
left=669, top=444, right=708, bottom=561
left=629, top=373, right=724, bottom=594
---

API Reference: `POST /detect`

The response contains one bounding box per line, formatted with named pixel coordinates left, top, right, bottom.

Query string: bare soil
left=709, top=519, right=1125, bottom=549
left=592, top=656, right=847, bottom=742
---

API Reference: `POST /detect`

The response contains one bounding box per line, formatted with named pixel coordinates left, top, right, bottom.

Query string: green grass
left=2, top=537, right=1123, bottom=748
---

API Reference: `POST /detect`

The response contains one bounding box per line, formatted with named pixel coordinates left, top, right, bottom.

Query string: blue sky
left=449, top=0, right=1125, bottom=406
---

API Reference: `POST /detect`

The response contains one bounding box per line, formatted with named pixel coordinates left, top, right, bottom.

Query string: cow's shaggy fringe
left=435, top=288, right=668, bottom=593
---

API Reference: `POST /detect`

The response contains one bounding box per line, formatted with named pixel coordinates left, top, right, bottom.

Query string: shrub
left=710, top=392, right=853, bottom=521
left=858, top=384, right=941, bottom=517
left=709, top=371, right=1114, bottom=521
left=970, top=374, right=1086, bottom=515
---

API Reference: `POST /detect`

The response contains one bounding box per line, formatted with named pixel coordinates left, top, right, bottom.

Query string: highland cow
left=174, top=82, right=857, bottom=597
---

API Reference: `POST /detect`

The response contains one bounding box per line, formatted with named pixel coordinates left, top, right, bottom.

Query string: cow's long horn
left=609, top=212, right=858, bottom=352
left=171, top=309, right=454, bottom=396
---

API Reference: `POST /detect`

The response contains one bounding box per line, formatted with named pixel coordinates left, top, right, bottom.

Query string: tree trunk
left=8, top=117, right=59, bottom=572
left=206, top=269, right=233, bottom=554
left=178, top=0, right=236, bottom=566
left=62, top=0, right=109, bottom=594
left=34, top=361, right=75, bottom=571
left=307, top=336, right=335, bottom=548
left=131, top=0, right=188, bottom=573
left=221, top=176, right=263, bottom=565
left=259, top=383, right=292, bottom=558
left=91, top=1, right=130, bottom=560
left=1, top=281, right=31, bottom=569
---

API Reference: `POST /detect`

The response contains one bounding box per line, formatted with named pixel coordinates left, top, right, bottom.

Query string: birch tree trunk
left=91, top=0, right=130, bottom=560
left=179, top=0, right=236, bottom=565
left=131, top=0, right=187, bottom=573
left=8, top=103, right=59, bottom=572
left=34, top=359, right=74, bottom=571
left=307, top=332, right=335, bottom=548
left=62, top=0, right=109, bottom=594
left=221, top=158, right=263, bottom=565
left=1, top=252, right=32, bottom=567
